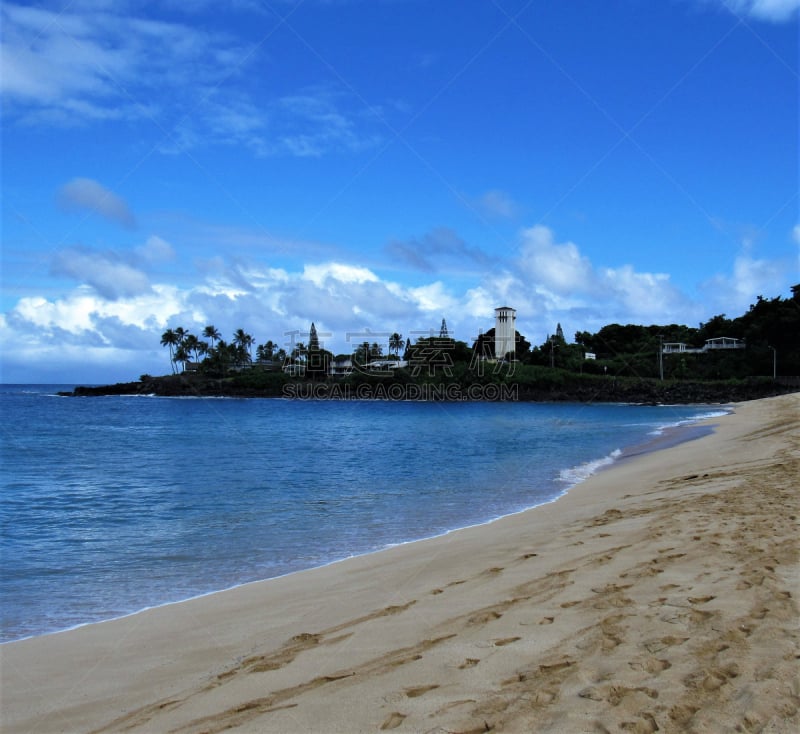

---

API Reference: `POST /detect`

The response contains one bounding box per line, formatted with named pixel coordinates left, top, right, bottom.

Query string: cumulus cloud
left=701, top=254, right=788, bottom=312
left=303, top=262, right=380, bottom=287
left=407, top=282, right=458, bottom=313
left=4, top=222, right=792, bottom=382
left=8, top=282, right=183, bottom=337
left=57, top=178, right=136, bottom=228
left=599, top=266, right=686, bottom=322
left=51, top=246, right=151, bottom=299
left=518, top=225, right=594, bottom=294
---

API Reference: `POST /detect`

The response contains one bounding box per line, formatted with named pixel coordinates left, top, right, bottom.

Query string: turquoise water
left=0, top=385, right=727, bottom=642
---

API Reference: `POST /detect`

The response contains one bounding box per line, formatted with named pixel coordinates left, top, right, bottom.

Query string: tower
left=494, top=306, right=516, bottom=361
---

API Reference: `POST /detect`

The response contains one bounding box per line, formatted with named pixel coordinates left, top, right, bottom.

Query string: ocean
left=0, top=384, right=728, bottom=643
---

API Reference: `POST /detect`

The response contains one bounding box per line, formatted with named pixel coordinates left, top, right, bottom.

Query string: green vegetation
left=569, top=286, right=799, bottom=380
left=153, top=287, right=798, bottom=400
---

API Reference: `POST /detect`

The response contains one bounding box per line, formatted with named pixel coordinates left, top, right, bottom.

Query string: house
left=364, top=360, right=407, bottom=372
left=329, top=356, right=353, bottom=377
left=662, top=337, right=745, bottom=354
left=703, top=336, right=745, bottom=350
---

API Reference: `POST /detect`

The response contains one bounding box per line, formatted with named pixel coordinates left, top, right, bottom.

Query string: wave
left=625, top=408, right=732, bottom=436
left=558, top=448, right=623, bottom=487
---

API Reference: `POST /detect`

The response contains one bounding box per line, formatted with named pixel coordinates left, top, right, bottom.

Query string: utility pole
left=658, top=334, right=664, bottom=381
left=769, top=346, right=777, bottom=380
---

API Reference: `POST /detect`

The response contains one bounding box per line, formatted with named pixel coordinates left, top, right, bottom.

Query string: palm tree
left=256, top=340, right=276, bottom=362
left=355, top=341, right=371, bottom=366
left=173, top=343, right=189, bottom=373
left=389, top=332, right=404, bottom=357
left=211, top=339, right=232, bottom=375
left=203, top=325, right=220, bottom=349
left=291, top=341, right=307, bottom=364
left=233, top=328, right=254, bottom=367
left=160, top=328, right=179, bottom=373
left=183, top=334, right=201, bottom=363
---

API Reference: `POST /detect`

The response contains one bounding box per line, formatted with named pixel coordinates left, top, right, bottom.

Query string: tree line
left=160, top=323, right=408, bottom=378
left=160, top=285, right=799, bottom=382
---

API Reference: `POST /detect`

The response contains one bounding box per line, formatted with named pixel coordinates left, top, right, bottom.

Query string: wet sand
left=2, top=393, right=798, bottom=733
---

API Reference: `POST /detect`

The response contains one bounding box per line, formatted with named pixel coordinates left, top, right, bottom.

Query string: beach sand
left=2, top=393, right=798, bottom=733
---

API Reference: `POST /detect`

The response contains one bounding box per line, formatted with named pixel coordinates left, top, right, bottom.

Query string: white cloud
left=702, top=254, right=787, bottom=312
left=135, top=235, right=175, bottom=263
left=688, top=0, right=800, bottom=21
left=462, top=286, right=497, bottom=319
left=718, top=0, right=800, bottom=21
left=8, top=283, right=184, bottom=337
left=3, top=223, right=792, bottom=382
left=407, top=282, right=457, bottom=313
left=51, top=247, right=152, bottom=300
left=599, top=266, right=685, bottom=321
left=2, top=3, right=384, bottom=157
left=468, top=225, right=701, bottom=342
left=1, top=3, right=255, bottom=130
left=518, top=225, right=594, bottom=294
left=2, top=3, right=158, bottom=115
left=57, top=178, right=136, bottom=228
left=303, top=262, right=380, bottom=287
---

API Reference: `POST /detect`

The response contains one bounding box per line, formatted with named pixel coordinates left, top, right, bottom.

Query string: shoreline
left=1, top=405, right=727, bottom=646
left=2, top=394, right=797, bottom=733
left=61, top=371, right=799, bottom=404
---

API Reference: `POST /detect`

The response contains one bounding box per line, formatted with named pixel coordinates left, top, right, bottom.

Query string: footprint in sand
left=404, top=684, right=440, bottom=698
left=493, top=636, right=521, bottom=647
left=620, top=711, right=659, bottom=732
left=468, top=610, right=503, bottom=625
left=629, top=657, right=672, bottom=674
left=380, top=711, right=406, bottom=730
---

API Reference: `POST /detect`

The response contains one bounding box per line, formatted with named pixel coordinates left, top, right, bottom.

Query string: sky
left=1, top=0, right=798, bottom=383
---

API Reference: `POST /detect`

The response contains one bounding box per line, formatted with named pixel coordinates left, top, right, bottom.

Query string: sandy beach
left=2, top=393, right=798, bottom=734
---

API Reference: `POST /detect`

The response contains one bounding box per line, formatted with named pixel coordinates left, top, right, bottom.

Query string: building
left=494, top=306, right=516, bottom=361
left=329, top=356, right=353, bottom=377
left=662, top=337, right=745, bottom=354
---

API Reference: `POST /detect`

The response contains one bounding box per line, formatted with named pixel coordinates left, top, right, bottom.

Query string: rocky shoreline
left=61, top=372, right=798, bottom=404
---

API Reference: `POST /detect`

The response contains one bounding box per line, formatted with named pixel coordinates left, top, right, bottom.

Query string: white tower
left=494, top=306, right=516, bottom=361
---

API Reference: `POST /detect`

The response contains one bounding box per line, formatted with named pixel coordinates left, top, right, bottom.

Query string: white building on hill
left=494, top=306, right=516, bottom=361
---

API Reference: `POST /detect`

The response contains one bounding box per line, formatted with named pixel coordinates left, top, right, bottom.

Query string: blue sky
left=2, top=0, right=798, bottom=383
